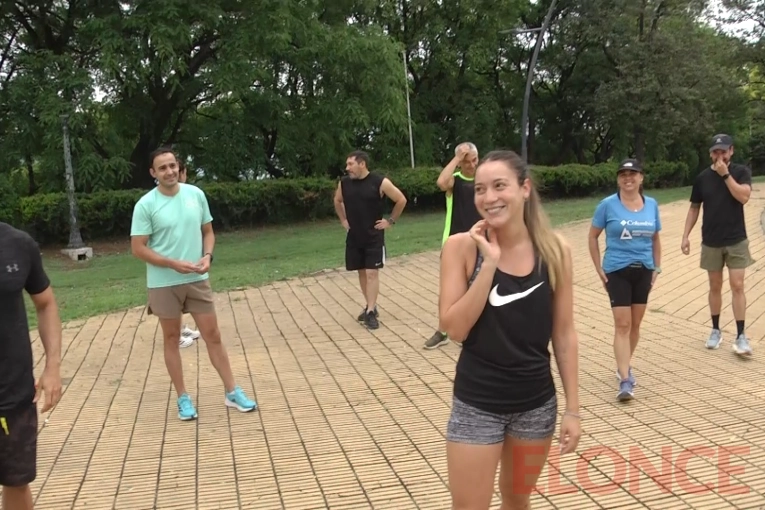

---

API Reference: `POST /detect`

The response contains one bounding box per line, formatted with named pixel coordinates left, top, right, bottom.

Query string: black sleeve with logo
left=0, top=224, right=49, bottom=411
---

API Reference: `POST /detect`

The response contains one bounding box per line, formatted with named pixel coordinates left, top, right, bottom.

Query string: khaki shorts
left=147, top=279, right=215, bottom=319
left=700, top=239, right=754, bottom=272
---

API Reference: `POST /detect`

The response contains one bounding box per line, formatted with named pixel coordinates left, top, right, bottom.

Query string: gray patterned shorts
left=447, top=395, right=557, bottom=445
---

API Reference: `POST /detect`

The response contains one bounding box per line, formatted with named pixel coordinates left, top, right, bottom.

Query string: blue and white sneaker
left=706, top=329, right=723, bottom=349
left=733, top=334, right=753, bottom=356
left=178, top=393, right=198, bottom=421
left=617, top=379, right=634, bottom=401
left=225, top=386, right=258, bottom=412
left=615, top=367, right=636, bottom=386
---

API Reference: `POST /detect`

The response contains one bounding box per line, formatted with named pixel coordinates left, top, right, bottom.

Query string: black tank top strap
left=468, top=248, right=483, bottom=287
left=468, top=230, right=491, bottom=286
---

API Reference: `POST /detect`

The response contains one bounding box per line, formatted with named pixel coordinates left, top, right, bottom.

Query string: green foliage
left=19, top=161, right=689, bottom=245
left=0, top=0, right=760, bottom=194
left=0, top=174, right=20, bottom=225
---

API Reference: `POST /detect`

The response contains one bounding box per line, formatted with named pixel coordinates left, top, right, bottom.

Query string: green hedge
left=14, top=160, right=689, bottom=245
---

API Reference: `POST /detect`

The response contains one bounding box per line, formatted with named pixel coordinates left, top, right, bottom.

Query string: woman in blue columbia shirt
left=588, top=159, right=662, bottom=402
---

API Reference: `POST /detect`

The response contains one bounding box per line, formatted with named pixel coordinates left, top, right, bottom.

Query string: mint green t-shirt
left=130, top=183, right=214, bottom=289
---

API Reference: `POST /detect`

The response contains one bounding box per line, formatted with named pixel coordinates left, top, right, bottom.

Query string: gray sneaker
left=733, top=334, right=753, bottom=356
left=617, top=379, right=635, bottom=401
left=424, top=331, right=450, bottom=350
left=615, top=367, right=636, bottom=386
left=706, top=329, right=723, bottom=349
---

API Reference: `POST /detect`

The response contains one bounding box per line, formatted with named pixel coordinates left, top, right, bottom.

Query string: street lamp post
left=403, top=50, right=415, bottom=168
left=61, top=114, right=84, bottom=249
left=59, top=114, right=93, bottom=261
left=500, top=0, right=558, bottom=163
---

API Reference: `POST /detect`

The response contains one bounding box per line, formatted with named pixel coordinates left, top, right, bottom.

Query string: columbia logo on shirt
left=619, top=219, right=655, bottom=240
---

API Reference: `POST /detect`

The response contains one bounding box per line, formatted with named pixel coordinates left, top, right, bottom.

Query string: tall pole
left=403, top=50, right=415, bottom=168
left=61, top=114, right=84, bottom=249
left=521, top=0, right=557, bottom=163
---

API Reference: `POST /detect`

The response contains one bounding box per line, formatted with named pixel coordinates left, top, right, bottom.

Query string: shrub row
left=12, top=160, right=689, bottom=246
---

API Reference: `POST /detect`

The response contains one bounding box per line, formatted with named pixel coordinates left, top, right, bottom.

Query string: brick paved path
left=27, top=191, right=765, bottom=509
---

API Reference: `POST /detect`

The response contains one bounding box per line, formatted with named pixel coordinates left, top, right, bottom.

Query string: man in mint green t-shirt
left=130, top=147, right=257, bottom=421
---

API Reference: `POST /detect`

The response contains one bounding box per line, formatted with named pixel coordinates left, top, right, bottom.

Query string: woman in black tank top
left=438, top=150, right=581, bottom=509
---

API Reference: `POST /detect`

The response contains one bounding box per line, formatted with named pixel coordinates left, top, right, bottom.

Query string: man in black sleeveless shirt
left=0, top=222, right=63, bottom=510
left=334, top=151, right=408, bottom=330
left=424, top=142, right=482, bottom=350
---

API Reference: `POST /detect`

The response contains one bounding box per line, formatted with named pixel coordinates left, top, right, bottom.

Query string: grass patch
left=26, top=181, right=740, bottom=328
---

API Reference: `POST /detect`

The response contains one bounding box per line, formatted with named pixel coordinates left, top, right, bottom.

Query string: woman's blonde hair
left=477, top=150, right=566, bottom=291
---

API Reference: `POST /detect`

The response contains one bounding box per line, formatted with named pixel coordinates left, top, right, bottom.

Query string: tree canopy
left=1, top=0, right=764, bottom=194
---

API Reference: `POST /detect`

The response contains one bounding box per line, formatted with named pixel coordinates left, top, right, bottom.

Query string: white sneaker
left=182, top=325, right=200, bottom=339
left=179, top=325, right=200, bottom=348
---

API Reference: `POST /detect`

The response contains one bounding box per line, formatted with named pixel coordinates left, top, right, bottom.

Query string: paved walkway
left=28, top=189, right=765, bottom=509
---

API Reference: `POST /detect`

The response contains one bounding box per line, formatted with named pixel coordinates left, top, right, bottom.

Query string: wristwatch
left=722, top=173, right=731, bottom=180
left=205, top=252, right=214, bottom=263
left=387, top=217, right=396, bottom=225
left=654, top=267, right=662, bottom=273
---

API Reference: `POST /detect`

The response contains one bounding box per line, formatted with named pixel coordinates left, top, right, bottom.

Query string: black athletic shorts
left=605, top=263, right=653, bottom=308
left=0, top=402, right=38, bottom=487
left=346, top=242, right=386, bottom=271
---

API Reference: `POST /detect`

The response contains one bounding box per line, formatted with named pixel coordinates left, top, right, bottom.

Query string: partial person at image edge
left=0, top=222, right=63, bottom=510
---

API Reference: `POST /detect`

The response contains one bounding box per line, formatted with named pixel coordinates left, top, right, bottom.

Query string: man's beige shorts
left=700, top=239, right=754, bottom=272
left=147, top=279, right=216, bottom=319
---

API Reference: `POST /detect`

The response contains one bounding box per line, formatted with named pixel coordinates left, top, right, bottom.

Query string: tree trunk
left=26, top=156, right=36, bottom=195
left=126, top=133, right=161, bottom=189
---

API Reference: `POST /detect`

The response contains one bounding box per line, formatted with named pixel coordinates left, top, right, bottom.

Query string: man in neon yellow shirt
left=423, top=142, right=482, bottom=349
left=130, top=148, right=257, bottom=421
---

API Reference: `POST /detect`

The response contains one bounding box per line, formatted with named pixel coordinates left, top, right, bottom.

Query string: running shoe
left=706, top=329, right=723, bottom=349
left=357, top=306, right=378, bottom=322
left=424, top=331, right=450, bottom=350
left=178, top=393, right=198, bottom=421
left=617, top=380, right=634, bottom=401
left=364, top=310, right=379, bottom=330
left=225, top=386, right=258, bottom=412
left=733, top=334, right=753, bottom=356
left=614, top=367, right=636, bottom=386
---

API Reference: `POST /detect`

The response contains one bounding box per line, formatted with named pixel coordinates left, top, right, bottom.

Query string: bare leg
left=629, top=304, right=647, bottom=359
left=2, top=485, right=33, bottom=510
left=447, top=440, right=503, bottom=509
left=192, top=312, right=236, bottom=392
left=728, top=268, right=746, bottom=322
left=612, top=307, right=632, bottom=380
left=357, top=270, right=367, bottom=305
left=365, top=269, right=380, bottom=310
left=158, top=317, right=186, bottom=396
left=707, top=271, right=723, bottom=318
left=498, top=435, right=553, bottom=510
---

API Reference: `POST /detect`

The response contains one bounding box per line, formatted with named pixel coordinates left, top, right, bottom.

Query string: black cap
left=710, top=134, right=733, bottom=151
left=617, top=158, right=642, bottom=173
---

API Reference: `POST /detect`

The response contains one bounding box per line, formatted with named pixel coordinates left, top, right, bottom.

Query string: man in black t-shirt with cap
left=0, top=222, right=63, bottom=510
left=681, top=134, right=753, bottom=356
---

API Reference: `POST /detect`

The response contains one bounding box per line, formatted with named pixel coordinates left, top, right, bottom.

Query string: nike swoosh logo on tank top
left=488, top=281, right=544, bottom=307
